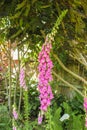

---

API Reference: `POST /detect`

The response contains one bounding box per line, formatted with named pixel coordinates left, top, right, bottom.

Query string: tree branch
left=53, top=71, right=84, bottom=97
left=53, top=54, right=87, bottom=85
left=70, top=49, right=87, bottom=69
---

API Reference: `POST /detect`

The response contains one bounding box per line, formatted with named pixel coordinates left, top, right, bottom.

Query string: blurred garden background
left=0, top=0, right=87, bottom=130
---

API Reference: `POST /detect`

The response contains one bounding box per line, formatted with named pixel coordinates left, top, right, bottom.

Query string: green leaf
left=19, top=18, right=23, bottom=27
left=40, top=4, right=51, bottom=9
left=24, top=4, right=30, bottom=17
left=62, top=102, right=71, bottom=114
left=72, top=114, right=83, bottom=130
left=10, top=29, right=23, bottom=39
left=16, top=0, right=27, bottom=11
left=54, top=107, right=62, bottom=120
left=10, top=11, right=21, bottom=19
left=53, top=107, right=63, bottom=130
left=32, top=0, right=38, bottom=4
left=0, top=123, right=6, bottom=127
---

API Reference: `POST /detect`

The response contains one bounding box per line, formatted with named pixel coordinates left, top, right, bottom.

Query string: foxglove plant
left=19, top=67, right=29, bottom=130
left=84, top=97, right=87, bottom=127
left=38, top=37, right=54, bottom=123
left=37, top=9, right=68, bottom=125
left=19, top=68, right=27, bottom=91
left=12, top=105, right=18, bottom=130
left=13, top=107, right=18, bottom=120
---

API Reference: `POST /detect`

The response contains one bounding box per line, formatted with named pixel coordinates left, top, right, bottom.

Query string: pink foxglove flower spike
left=38, top=37, right=54, bottom=124
left=19, top=68, right=27, bottom=91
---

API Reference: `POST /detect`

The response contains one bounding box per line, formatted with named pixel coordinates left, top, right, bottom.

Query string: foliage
left=0, top=105, right=11, bottom=130
left=45, top=108, right=54, bottom=130
left=51, top=94, right=86, bottom=130
left=23, top=90, right=29, bottom=130
left=0, top=17, right=10, bottom=43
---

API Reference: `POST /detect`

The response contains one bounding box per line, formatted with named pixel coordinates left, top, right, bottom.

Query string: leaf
left=81, top=1, right=87, bottom=15
left=10, top=11, right=21, bottom=19
left=53, top=107, right=63, bottom=130
left=24, top=4, right=30, bottom=17
left=40, top=4, right=51, bottom=9
left=19, top=18, right=23, bottom=27
left=16, top=0, right=27, bottom=11
left=74, top=0, right=81, bottom=6
left=72, top=114, right=83, bottom=130
left=0, top=123, right=5, bottom=126
left=54, top=107, right=62, bottom=120
left=32, top=0, right=38, bottom=4
left=75, top=17, right=85, bottom=34
left=10, top=29, right=23, bottom=39
left=62, top=102, right=71, bottom=114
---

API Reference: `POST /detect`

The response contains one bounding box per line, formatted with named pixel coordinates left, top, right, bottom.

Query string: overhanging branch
left=54, top=54, right=87, bottom=85
left=53, top=71, right=84, bottom=97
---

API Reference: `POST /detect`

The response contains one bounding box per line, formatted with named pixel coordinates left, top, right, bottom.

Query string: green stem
left=18, top=46, right=22, bottom=114
left=46, top=107, right=53, bottom=130
left=14, top=72, right=17, bottom=103
left=23, top=90, right=29, bottom=130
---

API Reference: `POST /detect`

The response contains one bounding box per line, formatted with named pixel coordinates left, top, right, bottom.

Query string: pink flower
left=40, top=105, right=47, bottom=111
left=13, top=126, right=17, bottom=130
left=38, top=115, right=43, bottom=125
left=13, top=108, right=18, bottom=120
left=19, top=68, right=27, bottom=91
left=38, top=37, right=54, bottom=113
left=47, top=98, right=51, bottom=106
